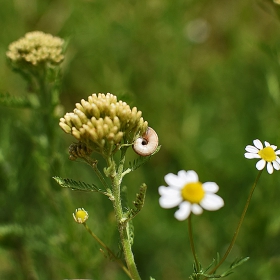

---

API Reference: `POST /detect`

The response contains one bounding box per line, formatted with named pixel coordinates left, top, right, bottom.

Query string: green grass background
left=1, top=0, right=280, bottom=279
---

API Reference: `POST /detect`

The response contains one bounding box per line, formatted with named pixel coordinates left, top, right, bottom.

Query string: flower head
left=59, top=93, right=148, bottom=157
left=6, top=31, right=64, bottom=67
left=73, top=208, right=89, bottom=224
left=244, top=139, right=280, bottom=174
left=159, top=170, right=224, bottom=221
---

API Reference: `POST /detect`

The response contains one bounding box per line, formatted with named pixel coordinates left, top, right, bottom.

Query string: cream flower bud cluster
left=59, top=93, right=148, bottom=155
left=6, top=31, right=64, bottom=66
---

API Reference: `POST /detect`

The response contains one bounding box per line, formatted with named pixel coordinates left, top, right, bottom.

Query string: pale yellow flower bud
left=59, top=122, right=71, bottom=133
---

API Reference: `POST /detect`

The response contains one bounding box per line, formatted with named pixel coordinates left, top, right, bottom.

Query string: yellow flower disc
left=73, top=208, right=89, bottom=224
left=181, top=182, right=205, bottom=203
left=258, top=147, right=276, bottom=162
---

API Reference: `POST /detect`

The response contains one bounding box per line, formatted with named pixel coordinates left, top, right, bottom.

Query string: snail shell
left=133, top=127, right=158, bottom=156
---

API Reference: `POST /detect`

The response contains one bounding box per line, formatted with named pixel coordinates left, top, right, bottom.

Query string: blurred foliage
left=1, top=0, right=280, bottom=279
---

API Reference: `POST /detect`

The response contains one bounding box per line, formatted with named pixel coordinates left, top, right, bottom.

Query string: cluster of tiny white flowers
left=6, top=31, right=64, bottom=66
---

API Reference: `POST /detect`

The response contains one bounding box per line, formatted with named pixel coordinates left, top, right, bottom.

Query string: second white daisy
left=244, top=139, right=280, bottom=174
left=159, top=170, right=224, bottom=221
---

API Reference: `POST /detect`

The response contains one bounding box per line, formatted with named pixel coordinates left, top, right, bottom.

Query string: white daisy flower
left=244, top=139, right=280, bottom=174
left=158, top=170, right=224, bottom=221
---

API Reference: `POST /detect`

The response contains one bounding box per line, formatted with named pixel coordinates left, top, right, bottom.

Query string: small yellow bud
left=73, top=208, right=89, bottom=224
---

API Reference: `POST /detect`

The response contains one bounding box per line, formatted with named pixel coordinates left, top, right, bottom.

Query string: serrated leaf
left=53, top=176, right=105, bottom=194
left=127, top=184, right=147, bottom=220
left=128, top=145, right=161, bottom=172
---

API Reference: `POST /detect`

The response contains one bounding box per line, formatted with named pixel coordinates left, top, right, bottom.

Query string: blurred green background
left=1, top=0, right=280, bottom=279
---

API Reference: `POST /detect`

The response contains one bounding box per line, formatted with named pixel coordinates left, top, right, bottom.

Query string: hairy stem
left=109, top=149, right=141, bottom=280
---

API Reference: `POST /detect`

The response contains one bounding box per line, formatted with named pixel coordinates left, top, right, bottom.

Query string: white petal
left=256, top=159, right=266, bottom=170
left=245, top=145, right=259, bottom=153
left=275, top=150, right=280, bottom=155
left=182, top=170, right=199, bottom=183
left=244, top=152, right=261, bottom=159
left=174, top=201, right=191, bottom=221
left=271, top=145, right=277, bottom=150
left=276, top=158, right=280, bottom=165
left=264, top=141, right=270, bottom=147
left=267, top=162, right=273, bottom=174
left=200, top=193, right=224, bottom=211
left=177, top=170, right=190, bottom=181
left=164, top=173, right=185, bottom=189
left=202, top=182, right=219, bottom=193
left=191, top=204, right=203, bottom=215
left=158, top=186, right=180, bottom=198
left=253, top=139, right=263, bottom=150
left=273, top=161, right=280, bottom=170
left=159, top=196, right=182, bottom=209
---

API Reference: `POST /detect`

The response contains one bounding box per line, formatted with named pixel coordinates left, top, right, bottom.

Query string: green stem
left=205, top=170, right=263, bottom=278
left=109, top=150, right=142, bottom=280
left=188, top=213, right=200, bottom=273
left=83, top=223, right=132, bottom=278
left=93, top=163, right=109, bottom=189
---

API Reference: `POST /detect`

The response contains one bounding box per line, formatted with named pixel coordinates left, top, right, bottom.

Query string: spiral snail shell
left=133, top=127, right=158, bottom=156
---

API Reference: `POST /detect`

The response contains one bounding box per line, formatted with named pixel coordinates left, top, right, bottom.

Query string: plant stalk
left=188, top=213, right=200, bottom=274
left=204, top=170, right=263, bottom=278
left=83, top=223, right=132, bottom=278
left=109, top=150, right=142, bottom=280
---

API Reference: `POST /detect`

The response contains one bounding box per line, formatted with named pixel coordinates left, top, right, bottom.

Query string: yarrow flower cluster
left=6, top=31, right=64, bottom=67
left=159, top=170, right=224, bottom=221
left=244, top=139, right=280, bottom=174
left=73, top=208, right=89, bottom=224
left=59, top=93, right=148, bottom=157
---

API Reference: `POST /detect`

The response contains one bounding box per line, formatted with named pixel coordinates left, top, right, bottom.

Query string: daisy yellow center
left=258, top=147, right=276, bottom=162
left=74, top=209, right=88, bottom=223
left=181, top=182, right=205, bottom=203
left=76, top=210, right=87, bottom=220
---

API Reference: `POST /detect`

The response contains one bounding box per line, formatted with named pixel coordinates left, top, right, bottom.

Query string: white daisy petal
left=256, top=159, right=266, bottom=170
left=183, top=170, right=199, bottom=183
left=164, top=173, right=185, bottom=189
left=200, top=193, right=224, bottom=211
left=174, top=201, right=191, bottom=221
left=275, top=150, right=280, bottom=155
left=271, top=145, right=277, bottom=150
left=272, top=161, right=280, bottom=170
left=264, top=141, right=270, bottom=147
left=191, top=204, right=203, bottom=215
left=253, top=139, right=263, bottom=150
left=177, top=170, right=190, bottom=181
left=202, top=182, right=219, bottom=193
left=276, top=158, right=280, bottom=165
left=159, top=196, right=182, bottom=209
left=245, top=145, right=259, bottom=153
left=267, top=162, right=273, bottom=174
left=244, top=152, right=261, bottom=159
left=158, top=186, right=180, bottom=198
